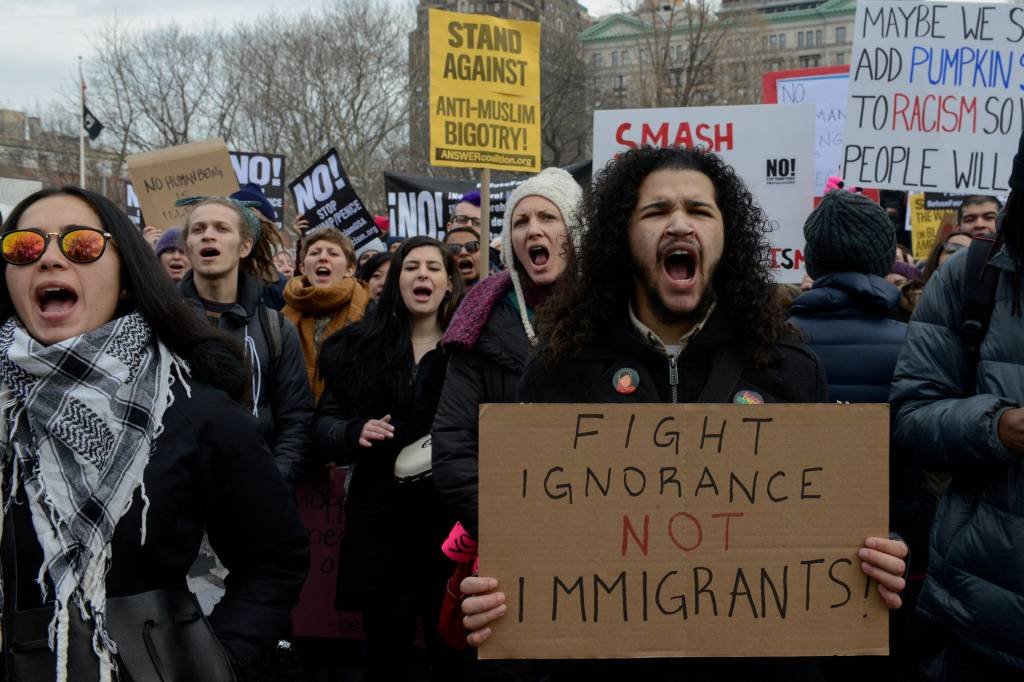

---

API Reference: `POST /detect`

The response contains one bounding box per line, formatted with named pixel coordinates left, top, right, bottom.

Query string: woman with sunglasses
left=313, top=236, right=464, bottom=681
left=0, top=187, right=308, bottom=681
left=443, top=226, right=484, bottom=287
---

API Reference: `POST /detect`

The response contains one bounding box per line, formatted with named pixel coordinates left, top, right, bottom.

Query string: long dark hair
left=319, top=235, right=464, bottom=407
left=356, top=250, right=392, bottom=283
left=539, top=146, right=786, bottom=367
left=0, top=187, right=247, bottom=399
left=920, top=230, right=969, bottom=284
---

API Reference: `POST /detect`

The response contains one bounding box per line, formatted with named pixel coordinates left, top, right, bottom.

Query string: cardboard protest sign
left=429, top=9, right=541, bottom=172
left=762, top=66, right=850, bottom=195
left=593, top=105, right=815, bottom=283
left=843, top=1, right=1024, bottom=193
left=291, top=471, right=364, bottom=639
left=289, top=148, right=384, bottom=253
left=126, top=150, right=287, bottom=228
left=479, top=404, right=889, bottom=660
left=127, top=139, right=237, bottom=229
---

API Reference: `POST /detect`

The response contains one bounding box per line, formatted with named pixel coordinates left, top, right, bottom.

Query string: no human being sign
left=478, top=404, right=889, bottom=659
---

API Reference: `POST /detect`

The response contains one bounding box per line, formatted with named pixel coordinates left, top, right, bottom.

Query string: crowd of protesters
left=1, top=130, right=1022, bottom=682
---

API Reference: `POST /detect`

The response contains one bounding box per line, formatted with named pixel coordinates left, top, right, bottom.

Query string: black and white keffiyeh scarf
left=0, top=312, right=187, bottom=682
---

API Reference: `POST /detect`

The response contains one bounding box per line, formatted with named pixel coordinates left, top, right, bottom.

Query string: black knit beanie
left=803, top=190, right=896, bottom=279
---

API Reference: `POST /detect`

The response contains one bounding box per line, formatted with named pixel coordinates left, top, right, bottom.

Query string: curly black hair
left=538, top=146, right=786, bottom=367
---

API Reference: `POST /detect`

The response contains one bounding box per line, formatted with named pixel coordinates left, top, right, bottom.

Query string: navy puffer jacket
left=890, top=245, right=1024, bottom=669
left=789, top=272, right=907, bottom=403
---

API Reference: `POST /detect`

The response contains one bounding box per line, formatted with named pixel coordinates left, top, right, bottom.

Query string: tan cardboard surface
left=127, top=139, right=237, bottom=229
left=479, top=404, right=889, bottom=660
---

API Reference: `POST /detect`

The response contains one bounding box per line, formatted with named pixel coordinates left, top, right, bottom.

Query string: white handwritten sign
left=843, top=1, right=1024, bottom=193
left=594, top=104, right=815, bottom=283
left=764, top=67, right=849, bottom=194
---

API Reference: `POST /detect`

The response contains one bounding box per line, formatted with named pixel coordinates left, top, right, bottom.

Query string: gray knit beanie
left=803, top=190, right=896, bottom=279
left=500, top=167, right=583, bottom=344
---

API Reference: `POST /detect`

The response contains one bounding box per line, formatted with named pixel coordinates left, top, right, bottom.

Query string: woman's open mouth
left=412, top=284, right=433, bottom=302
left=314, top=266, right=332, bottom=282
left=457, top=258, right=474, bottom=274
left=528, top=245, right=550, bottom=267
left=36, top=286, right=78, bottom=319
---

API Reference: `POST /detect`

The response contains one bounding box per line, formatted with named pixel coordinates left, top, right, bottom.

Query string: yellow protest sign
left=429, top=9, right=541, bottom=173
left=908, top=193, right=959, bottom=261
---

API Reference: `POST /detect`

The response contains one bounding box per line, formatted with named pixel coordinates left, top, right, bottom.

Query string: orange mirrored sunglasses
left=1, top=227, right=113, bottom=266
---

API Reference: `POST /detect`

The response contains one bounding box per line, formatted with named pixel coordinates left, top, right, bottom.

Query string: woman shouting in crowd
left=0, top=187, right=308, bottom=681
left=313, top=235, right=464, bottom=681
left=282, top=227, right=370, bottom=400
left=432, top=167, right=583, bottom=543
left=431, top=167, right=582, bottom=680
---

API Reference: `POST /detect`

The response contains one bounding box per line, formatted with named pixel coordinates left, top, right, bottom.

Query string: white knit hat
left=500, top=167, right=584, bottom=345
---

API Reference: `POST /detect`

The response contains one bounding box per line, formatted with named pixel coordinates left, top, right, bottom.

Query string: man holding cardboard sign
left=462, top=147, right=908, bottom=675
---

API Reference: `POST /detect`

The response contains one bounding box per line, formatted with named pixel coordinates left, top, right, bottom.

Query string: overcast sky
left=1, top=0, right=621, bottom=114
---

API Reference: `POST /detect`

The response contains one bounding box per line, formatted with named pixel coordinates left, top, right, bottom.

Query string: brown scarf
left=282, top=275, right=370, bottom=400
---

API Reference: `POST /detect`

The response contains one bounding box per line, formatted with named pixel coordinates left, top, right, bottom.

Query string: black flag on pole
left=82, top=105, right=104, bottom=141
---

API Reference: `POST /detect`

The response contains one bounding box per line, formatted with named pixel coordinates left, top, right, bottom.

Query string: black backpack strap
left=697, top=345, right=747, bottom=403
left=960, top=236, right=1001, bottom=354
left=257, top=305, right=285, bottom=373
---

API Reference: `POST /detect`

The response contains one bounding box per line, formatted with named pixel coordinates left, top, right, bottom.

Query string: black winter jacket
left=891, top=245, right=1024, bottom=669
left=180, top=271, right=313, bottom=487
left=433, top=296, right=529, bottom=540
left=312, top=346, right=454, bottom=609
left=789, top=272, right=907, bottom=403
left=6, top=380, right=310, bottom=681
left=520, top=308, right=827, bottom=405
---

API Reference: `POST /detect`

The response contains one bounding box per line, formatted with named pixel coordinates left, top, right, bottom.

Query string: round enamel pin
left=613, top=368, right=639, bottom=395
left=733, top=389, right=765, bottom=404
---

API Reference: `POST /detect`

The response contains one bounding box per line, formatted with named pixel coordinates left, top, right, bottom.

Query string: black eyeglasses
left=447, top=240, right=480, bottom=256
left=2, top=227, right=114, bottom=266
left=450, top=214, right=481, bottom=228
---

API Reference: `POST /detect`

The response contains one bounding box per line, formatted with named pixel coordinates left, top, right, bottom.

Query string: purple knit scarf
left=443, top=270, right=554, bottom=349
